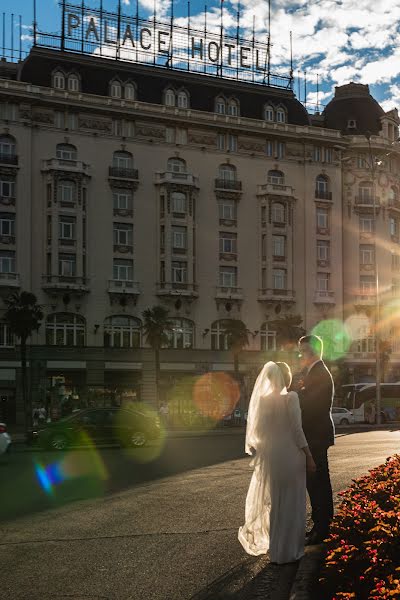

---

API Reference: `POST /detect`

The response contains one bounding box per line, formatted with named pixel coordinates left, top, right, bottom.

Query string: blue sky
left=2, top=0, right=400, bottom=113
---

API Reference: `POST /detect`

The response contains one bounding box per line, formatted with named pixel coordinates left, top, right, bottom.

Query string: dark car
left=29, top=407, right=161, bottom=451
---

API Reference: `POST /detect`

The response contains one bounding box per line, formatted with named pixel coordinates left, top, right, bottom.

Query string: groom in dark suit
left=297, top=334, right=335, bottom=545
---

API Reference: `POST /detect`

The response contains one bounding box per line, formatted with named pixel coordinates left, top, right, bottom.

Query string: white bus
left=341, top=383, right=400, bottom=423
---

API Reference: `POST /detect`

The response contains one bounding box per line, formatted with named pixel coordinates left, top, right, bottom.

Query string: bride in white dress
left=238, top=361, right=316, bottom=564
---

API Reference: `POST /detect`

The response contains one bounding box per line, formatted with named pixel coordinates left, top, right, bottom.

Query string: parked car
left=331, top=407, right=355, bottom=426
left=0, top=422, right=11, bottom=455
left=28, top=407, right=161, bottom=451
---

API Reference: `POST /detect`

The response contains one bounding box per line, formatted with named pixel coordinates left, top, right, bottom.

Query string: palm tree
left=142, top=305, right=172, bottom=406
left=4, top=291, right=43, bottom=431
left=268, top=314, right=305, bottom=351
left=222, top=319, right=249, bottom=380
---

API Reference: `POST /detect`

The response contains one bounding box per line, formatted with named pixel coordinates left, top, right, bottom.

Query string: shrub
left=318, top=455, right=400, bottom=599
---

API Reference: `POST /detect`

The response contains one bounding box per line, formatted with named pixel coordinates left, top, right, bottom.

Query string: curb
left=288, top=545, right=325, bottom=600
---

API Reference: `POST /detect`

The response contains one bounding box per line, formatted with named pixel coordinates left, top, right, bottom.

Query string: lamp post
left=365, top=131, right=382, bottom=424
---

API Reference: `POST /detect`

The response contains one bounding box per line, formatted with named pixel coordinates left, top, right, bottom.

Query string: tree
left=379, top=340, right=392, bottom=382
left=268, top=314, right=305, bottom=351
left=142, top=305, right=172, bottom=406
left=4, top=291, right=43, bottom=431
left=222, top=319, right=249, bottom=380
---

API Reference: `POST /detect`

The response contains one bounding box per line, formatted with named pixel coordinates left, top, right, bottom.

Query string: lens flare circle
left=344, top=313, right=371, bottom=342
left=311, top=319, right=352, bottom=360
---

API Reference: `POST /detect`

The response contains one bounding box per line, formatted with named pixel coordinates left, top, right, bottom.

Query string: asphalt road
left=1, top=430, right=400, bottom=600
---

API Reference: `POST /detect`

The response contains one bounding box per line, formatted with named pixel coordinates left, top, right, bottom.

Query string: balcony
left=155, top=171, right=199, bottom=187
left=355, top=196, right=380, bottom=208
left=388, top=197, right=400, bottom=211
left=258, top=288, right=295, bottom=303
left=315, top=189, right=332, bottom=201
left=257, top=183, right=295, bottom=197
left=314, top=290, right=335, bottom=304
left=42, top=275, right=90, bottom=295
left=107, top=280, right=140, bottom=305
left=215, top=286, right=243, bottom=299
left=354, top=292, right=376, bottom=308
left=108, top=166, right=139, bottom=181
left=0, top=153, right=18, bottom=166
left=42, top=158, right=90, bottom=175
left=214, top=179, right=242, bottom=192
left=156, top=282, right=198, bottom=298
left=0, top=272, right=20, bottom=289
left=0, top=196, right=15, bottom=207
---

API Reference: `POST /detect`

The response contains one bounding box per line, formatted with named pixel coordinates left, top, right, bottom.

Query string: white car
left=0, top=422, right=11, bottom=455
left=331, top=407, right=355, bottom=426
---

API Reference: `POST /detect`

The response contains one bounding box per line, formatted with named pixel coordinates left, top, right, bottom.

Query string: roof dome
left=323, top=83, right=384, bottom=136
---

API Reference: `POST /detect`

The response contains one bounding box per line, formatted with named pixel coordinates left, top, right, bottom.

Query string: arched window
left=0, top=321, right=14, bottom=347
left=104, top=315, right=141, bottom=348
left=271, top=202, right=285, bottom=223
left=110, top=80, right=122, bottom=99
left=53, top=70, right=65, bottom=90
left=215, top=97, right=226, bottom=114
left=124, top=83, right=136, bottom=100
left=316, top=174, right=329, bottom=194
left=211, top=320, right=231, bottom=351
left=57, top=179, right=76, bottom=204
left=264, top=104, right=274, bottom=122
left=68, top=74, right=80, bottom=92
left=167, top=318, right=194, bottom=349
left=46, top=313, right=85, bottom=346
left=165, top=88, right=176, bottom=107
left=56, top=143, right=77, bottom=161
left=276, top=107, right=286, bottom=123
left=260, top=323, right=277, bottom=351
left=167, top=157, right=186, bottom=173
left=390, top=186, right=399, bottom=201
left=0, top=135, right=16, bottom=158
left=113, top=151, right=133, bottom=169
left=218, top=164, right=236, bottom=181
left=177, top=90, right=189, bottom=109
left=267, top=170, right=285, bottom=185
left=227, top=99, right=239, bottom=116
left=359, top=181, right=373, bottom=202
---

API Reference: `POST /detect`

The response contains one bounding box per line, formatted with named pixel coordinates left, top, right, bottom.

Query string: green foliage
left=268, top=314, right=305, bottom=350
left=142, top=305, right=172, bottom=350
left=4, top=291, right=43, bottom=342
left=221, top=319, right=249, bottom=353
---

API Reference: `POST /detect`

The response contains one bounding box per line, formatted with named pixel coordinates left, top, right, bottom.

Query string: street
left=1, top=430, right=400, bottom=600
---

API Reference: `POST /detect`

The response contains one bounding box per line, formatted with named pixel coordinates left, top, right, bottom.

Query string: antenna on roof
left=252, top=15, right=255, bottom=83
left=11, top=13, right=14, bottom=62
left=236, top=3, right=240, bottom=80
left=117, top=0, right=122, bottom=60
left=33, top=0, right=37, bottom=46
left=316, top=73, right=319, bottom=112
left=154, top=0, right=157, bottom=66
left=289, top=31, right=293, bottom=87
left=267, top=0, right=271, bottom=86
left=204, top=4, right=207, bottom=74
left=135, top=0, right=139, bottom=62
left=187, top=1, right=190, bottom=71
left=61, top=0, right=66, bottom=51
left=304, top=70, right=307, bottom=108
left=166, top=0, right=174, bottom=68
left=19, top=14, right=22, bottom=61
left=218, top=0, right=224, bottom=77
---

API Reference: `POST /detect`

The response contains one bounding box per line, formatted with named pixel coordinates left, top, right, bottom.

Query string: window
left=53, top=71, right=65, bottom=90
left=0, top=250, right=15, bottom=273
left=124, top=83, right=136, bottom=100
left=324, top=148, right=333, bottom=163
left=56, top=144, right=77, bottom=161
left=359, top=182, right=373, bottom=201
left=110, top=80, right=122, bottom=98
left=219, top=266, right=237, bottom=288
left=268, top=170, right=284, bottom=185
left=171, top=191, right=187, bottom=213
left=172, top=226, right=187, bottom=249
left=347, top=119, right=357, bottom=129
left=167, top=318, right=194, bottom=349
left=218, top=164, right=236, bottom=181
left=0, top=322, right=14, bottom=347
left=54, top=112, right=65, bottom=128
left=59, top=216, right=76, bottom=240
left=260, top=323, right=277, bottom=351
left=261, top=234, right=267, bottom=259
left=113, top=259, right=133, bottom=281
left=165, top=88, right=176, bottom=107
left=360, top=245, right=375, bottom=265
left=114, top=223, right=133, bottom=247
left=0, top=177, right=15, bottom=198
left=177, top=90, right=189, bottom=109
left=113, top=151, right=133, bottom=169
left=176, top=128, right=187, bottom=145
left=113, top=191, right=133, bottom=212
left=104, top=315, right=141, bottom=348
left=276, top=108, right=286, bottom=123
left=355, top=333, right=375, bottom=354
left=272, top=203, right=285, bottom=223
left=317, top=240, right=330, bottom=262
left=316, top=175, right=329, bottom=193
left=317, top=208, right=329, bottom=230
left=313, top=146, right=322, bottom=162
left=360, top=216, right=373, bottom=233
left=172, top=261, right=187, bottom=283
left=392, top=252, right=400, bottom=271
left=264, top=105, right=274, bottom=121
left=220, top=232, right=237, bottom=254
left=58, top=180, right=76, bottom=204
left=357, top=155, right=366, bottom=169
left=390, top=217, right=398, bottom=237
left=0, top=214, right=15, bottom=237
left=317, top=272, right=329, bottom=292
left=228, top=134, right=237, bottom=152
left=0, top=135, right=16, bottom=157
left=217, top=133, right=225, bottom=151
left=265, top=140, right=274, bottom=157
left=216, top=97, right=226, bottom=114
left=46, top=313, right=85, bottom=347
left=167, top=157, right=186, bottom=173
left=68, top=74, right=80, bottom=92
left=217, top=134, right=237, bottom=152
left=218, top=199, right=236, bottom=221
left=360, top=276, right=375, bottom=293
left=211, top=320, right=230, bottom=351
left=113, top=119, right=123, bottom=137
left=227, top=99, right=239, bottom=116
left=276, top=142, right=285, bottom=159
left=273, top=235, right=285, bottom=257
left=273, top=269, right=286, bottom=290
left=58, top=253, right=76, bottom=277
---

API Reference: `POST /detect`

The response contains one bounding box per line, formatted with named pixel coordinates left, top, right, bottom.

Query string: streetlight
left=365, top=131, right=382, bottom=425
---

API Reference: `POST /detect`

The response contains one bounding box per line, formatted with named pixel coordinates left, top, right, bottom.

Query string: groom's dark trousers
left=298, top=360, right=335, bottom=537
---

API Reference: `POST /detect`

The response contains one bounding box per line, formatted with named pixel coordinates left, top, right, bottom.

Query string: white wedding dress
left=238, top=364, right=307, bottom=564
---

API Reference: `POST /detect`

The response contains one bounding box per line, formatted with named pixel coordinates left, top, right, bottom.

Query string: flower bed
left=317, top=455, right=400, bottom=599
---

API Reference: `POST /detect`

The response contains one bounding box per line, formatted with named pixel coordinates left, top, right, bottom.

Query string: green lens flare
left=311, top=319, right=352, bottom=360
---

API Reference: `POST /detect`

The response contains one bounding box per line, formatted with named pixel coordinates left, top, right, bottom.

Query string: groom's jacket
left=298, top=360, right=335, bottom=449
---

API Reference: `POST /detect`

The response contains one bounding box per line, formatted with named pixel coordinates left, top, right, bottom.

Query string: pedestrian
left=238, top=361, right=315, bottom=563
left=159, top=402, right=169, bottom=427
left=297, top=334, right=335, bottom=545
left=38, top=405, right=47, bottom=425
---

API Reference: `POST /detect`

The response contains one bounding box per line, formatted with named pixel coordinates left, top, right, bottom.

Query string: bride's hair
left=276, top=362, right=292, bottom=389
